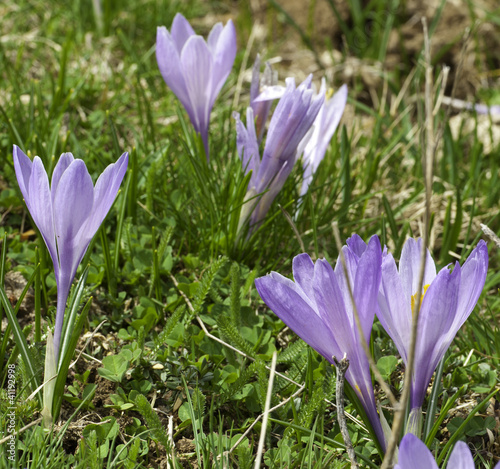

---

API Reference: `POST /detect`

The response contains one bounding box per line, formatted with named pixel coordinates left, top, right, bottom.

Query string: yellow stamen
left=325, top=88, right=334, bottom=101
left=411, top=284, right=430, bottom=317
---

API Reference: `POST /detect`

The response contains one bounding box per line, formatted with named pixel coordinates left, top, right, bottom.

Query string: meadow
left=0, top=0, right=499, bottom=467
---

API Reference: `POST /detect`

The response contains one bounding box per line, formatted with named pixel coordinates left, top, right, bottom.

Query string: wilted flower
left=299, top=80, right=347, bottom=197
left=255, top=235, right=386, bottom=449
left=156, top=13, right=237, bottom=159
left=377, top=238, right=488, bottom=412
left=234, top=75, right=324, bottom=232
left=395, top=433, right=500, bottom=469
left=13, top=145, right=128, bottom=361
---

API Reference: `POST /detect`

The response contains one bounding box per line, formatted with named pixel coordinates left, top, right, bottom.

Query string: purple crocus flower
left=299, top=80, right=347, bottom=197
left=234, top=75, right=324, bottom=231
left=377, top=238, right=488, bottom=411
left=255, top=235, right=386, bottom=450
left=156, top=13, right=237, bottom=160
left=395, top=433, right=500, bottom=469
left=13, top=145, right=128, bottom=362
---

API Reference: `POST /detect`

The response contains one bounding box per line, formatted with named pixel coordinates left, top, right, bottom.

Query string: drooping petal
left=446, top=441, right=475, bottom=469
left=394, top=434, right=439, bottom=469
left=13, top=145, right=32, bottom=203
left=255, top=273, right=338, bottom=361
left=170, top=13, right=196, bottom=52
left=27, top=157, right=58, bottom=273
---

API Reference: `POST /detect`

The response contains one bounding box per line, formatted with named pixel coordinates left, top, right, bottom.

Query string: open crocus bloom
left=156, top=13, right=236, bottom=159
left=255, top=235, right=386, bottom=450
left=377, top=238, right=488, bottom=410
left=395, top=433, right=500, bottom=469
left=234, top=75, right=324, bottom=232
left=13, top=145, right=128, bottom=362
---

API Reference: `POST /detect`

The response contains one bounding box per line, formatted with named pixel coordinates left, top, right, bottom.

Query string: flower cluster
left=256, top=234, right=488, bottom=450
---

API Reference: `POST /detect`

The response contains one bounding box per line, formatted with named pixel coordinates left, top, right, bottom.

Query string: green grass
left=1, top=0, right=499, bottom=467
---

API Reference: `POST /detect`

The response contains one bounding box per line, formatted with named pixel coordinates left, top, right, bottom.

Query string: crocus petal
left=234, top=108, right=260, bottom=177
left=81, top=152, right=128, bottom=242
left=156, top=27, right=191, bottom=107
left=446, top=441, right=475, bottom=469
left=210, top=20, right=237, bottom=104
left=394, top=434, right=438, bottom=469
left=292, top=253, right=316, bottom=303
left=53, top=159, right=94, bottom=278
left=399, top=238, right=436, bottom=299
left=27, top=157, right=58, bottom=273
left=180, top=35, right=213, bottom=141
left=378, top=252, right=411, bottom=363
left=411, top=265, right=460, bottom=408
left=207, top=22, right=223, bottom=54
left=346, top=233, right=367, bottom=258
left=51, top=152, right=74, bottom=205
left=170, top=13, right=196, bottom=52
left=253, top=86, right=287, bottom=102
left=13, top=145, right=32, bottom=203
left=255, top=273, right=338, bottom=361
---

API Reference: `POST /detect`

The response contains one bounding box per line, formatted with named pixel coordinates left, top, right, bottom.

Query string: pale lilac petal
left=255, top=273, right=337, bottom=361
left=27, top=157, right=58, bottom=273
left=292, top=253, right=316, bottom=303
left=446, top=441, right=475, bottom=469
left=399, top=238, right=436, bottom=299
left=253, top=86, right=286, bottom=102
left=395, top=434, right=438, bottom=469
left=452, top=240, right=488, bottom=331
left=180, top=35, right=213, bottom=141
left=352, top=235, right=382, bottom=342
left=346, top=233, right=367, bottom=258
left=50, top=152, right=74, bottom=205
left=13, top=145, right=32, bottom=203
left=210, top=20, right=236, bottom=104
left=80, top=152, right=129, bottom=244
left=170, top=13, right=196, bottom=52
left=378, top=252, right=411, bottom=363
left=250, top=54, right=262, bottom=103
left=206, top=22, right=223, bottom=54
left=412, top=265, right=460, bottom=408
left=234, top=108, right=260, bottom=177
left=156, top=27, right=190, bottom=106
left=53, top=159, right=94, bottom=277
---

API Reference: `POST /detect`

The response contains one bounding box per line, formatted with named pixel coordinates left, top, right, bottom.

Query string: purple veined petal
left=180, top=35, right=213, bottom=147
left=255, top=273, right=339, bottom=361
left=27, top=157, right=58, bottom=275
left=210, top=20, right=236, bottom=104
left=378, top=252, right=411, bottom=364
left=170, top=13, right=196, bottom=53
left=399, top=238, right=437, bottom=300
left=394, top=434, right=439, bottom=469
left=234, top=108, right=260, bottom=178
left=156, top=27, right=191, bottom=108
left=79, top=152, right=129, bottom=246
left=13, top=145, right=33, bottom=204
left=446, top=441, right=475, bottom=469
left=292, top=253, right=317, bottom=305
left=52, top=159, right=95, bottom=279
left=333, top=244, right=359, bottom=308
left=206, top=22, right=223, bottom=54
left=51, top=152, right=74, bottom=205
left=345, top=233, right=368, bottom=259
left=451, top=240, right=488, bottom=333
left=352, top=235, right=382, bottom=342
left=411, top=265, right=460, bottom=409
